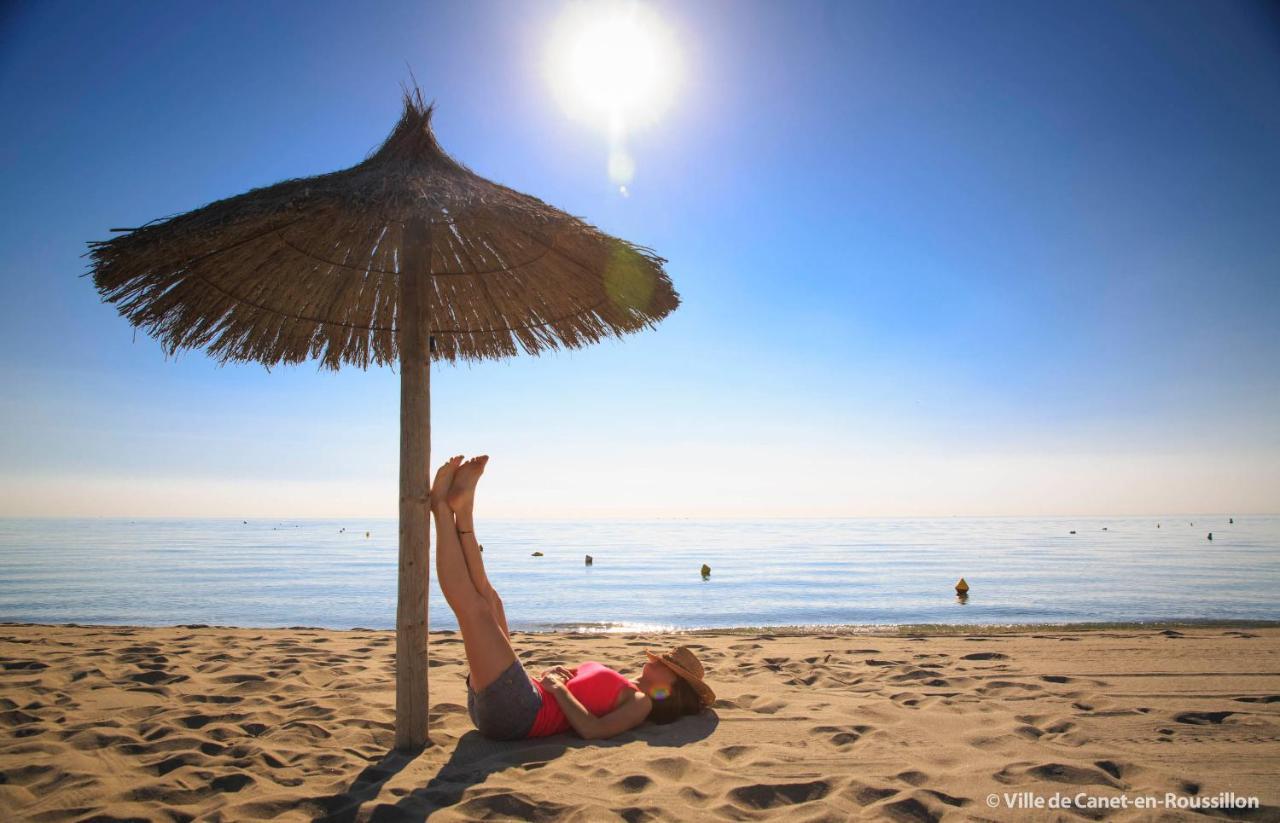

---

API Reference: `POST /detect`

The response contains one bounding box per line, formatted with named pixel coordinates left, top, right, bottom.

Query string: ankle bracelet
left=458, top=530, right=474, bottom=535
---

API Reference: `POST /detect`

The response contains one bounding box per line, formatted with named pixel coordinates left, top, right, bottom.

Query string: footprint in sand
left=1093, top=759, right=1140, bottom=781
left=890, top=691, right=924, bottom=708
left=175, top=711, right=249, bottom=730
left=214, top=672, right=268, bottom=685
left=961, top=651, right=1009, bottom=661
left=614, top=804, right=664, bottom=822
left=713, top=744, right=756, bottom=763
left=1021, top=717, right=1084, bottom=746
left=895, top=771, right=929, bottom=787
left=878, top=795, right=946, bottom=823
left=457, top=791, right=567, bottom=821
left=727, top=693, right=788, bottom=714
left=994, top=761, right=1123, bottom=788
left=616, top=774, right=653, bottom=793
left=429, top=701, right=466, bottom=715
left=1174, top=710, right=1236, bottom=725
left=647, top=755, right=693, bottom=780
left=680, top=788, right=711, bottom=808
left=784, top=672, right=824, bottom=686
left=810, top=723, right=874, bottom=747
left=147, top=751, right=204, bottom=776
left=889, top=668, right=951, bottom=687
left=977, top=680, right=1044, bottom=696
left=127, top=661, right=189, bottom=684
left=841, top=781, right=899, bottom=807
left=726, top=779, right=831, bottom=810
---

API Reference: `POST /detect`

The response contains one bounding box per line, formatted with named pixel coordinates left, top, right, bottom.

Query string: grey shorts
left=466, top=658, right=542, bottom=740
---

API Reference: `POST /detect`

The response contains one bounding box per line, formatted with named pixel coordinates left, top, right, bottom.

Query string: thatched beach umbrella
left=88, top=89, right=678, bottom=750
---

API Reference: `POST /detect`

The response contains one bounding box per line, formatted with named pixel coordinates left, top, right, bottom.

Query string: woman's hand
left=537, top=666, right=574, bottom=692
left=537, top=665, right=574, bottom=680
left=539, top=670, right=569, bottom=692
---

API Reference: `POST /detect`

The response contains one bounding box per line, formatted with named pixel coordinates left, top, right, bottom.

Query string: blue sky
left=1, top=0, right=1277, bottom=517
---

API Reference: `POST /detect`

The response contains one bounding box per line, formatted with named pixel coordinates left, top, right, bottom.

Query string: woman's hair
left=645, top=673, right=703, bottom=725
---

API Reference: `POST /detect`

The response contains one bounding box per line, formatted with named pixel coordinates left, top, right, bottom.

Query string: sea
left=1, top=516, right=1277, bottom=632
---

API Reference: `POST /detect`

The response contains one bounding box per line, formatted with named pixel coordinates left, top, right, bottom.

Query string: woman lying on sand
left=431, top=454, right=715, bottom=741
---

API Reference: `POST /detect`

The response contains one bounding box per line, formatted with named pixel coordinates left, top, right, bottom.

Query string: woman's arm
left=546, top=683, right=650, bottom=740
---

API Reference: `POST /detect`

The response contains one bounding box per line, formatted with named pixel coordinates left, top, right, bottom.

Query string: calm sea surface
left=1, top=516, right=1277, bottom=631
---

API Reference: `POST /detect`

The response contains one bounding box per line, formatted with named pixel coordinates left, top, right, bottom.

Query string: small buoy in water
left=1229, top=518, right=1234, bottom=524
left=1207, top=532, right=1213, bottom=541
left=1157, top=523, right=1161, bottom=528
left=1102, top=527, right=1108, bottom=531
left=585, top=555, right=593, bottom=566
left=365, top=531, right=370, bottom=538
left=532, top=551, right=543, bottom=557
left=701, top=563, right=711, bottom=579
left=955, top=577, right=970, bottom=594
left=242, top=520, right=247, bottom=525
left=1069, top=530, right=1076, bottom=535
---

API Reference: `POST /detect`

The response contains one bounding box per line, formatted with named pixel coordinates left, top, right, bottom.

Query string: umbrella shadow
left=312, top=711, right=719, bottom=822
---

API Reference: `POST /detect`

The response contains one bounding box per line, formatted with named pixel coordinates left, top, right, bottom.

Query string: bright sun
left=548, top=1, right=680, bottom=178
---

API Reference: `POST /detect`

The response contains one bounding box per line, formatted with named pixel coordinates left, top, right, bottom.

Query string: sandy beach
left=1, top=623, right=1278, bottom=822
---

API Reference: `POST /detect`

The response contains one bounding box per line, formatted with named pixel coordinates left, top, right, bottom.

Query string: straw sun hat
left=645, top=645, right=716, bottom=707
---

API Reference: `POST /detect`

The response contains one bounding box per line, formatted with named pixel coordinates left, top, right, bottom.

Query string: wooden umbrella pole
left=395, top=217, right=432, bottom=750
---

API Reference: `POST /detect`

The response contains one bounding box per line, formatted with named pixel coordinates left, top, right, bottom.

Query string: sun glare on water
left=547, top=1, right=680, bottom=194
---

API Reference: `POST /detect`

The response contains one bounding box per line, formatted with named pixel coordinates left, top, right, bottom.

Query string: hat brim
left=646, top=649, right=716, bottom=707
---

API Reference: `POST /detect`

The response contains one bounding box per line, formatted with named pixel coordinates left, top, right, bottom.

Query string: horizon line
left=2, top=512, right=1271, bottom=521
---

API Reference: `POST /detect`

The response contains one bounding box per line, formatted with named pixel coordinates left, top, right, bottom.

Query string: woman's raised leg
left=446, top=455, right=511, bottom=640
left=430, top=456, right=517, bottom=692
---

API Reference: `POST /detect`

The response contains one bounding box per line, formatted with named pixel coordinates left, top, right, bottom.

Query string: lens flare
left=650, top=685, right=670, bottom=700
left=603, top=247, right=656, bottom=311
left=608, top=145, right=636, bottom=186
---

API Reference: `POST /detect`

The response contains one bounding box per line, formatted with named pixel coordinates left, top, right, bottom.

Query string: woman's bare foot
left=430, top=455, right=463, bottom=510
left=447, top=455, right=488, bottom=514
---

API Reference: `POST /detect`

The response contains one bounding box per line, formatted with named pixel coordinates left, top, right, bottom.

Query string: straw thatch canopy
left=88, top=89, right=679, bottom=369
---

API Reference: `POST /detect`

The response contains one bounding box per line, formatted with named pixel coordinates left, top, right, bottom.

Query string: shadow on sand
left=310, top=711, right=719, bottom=821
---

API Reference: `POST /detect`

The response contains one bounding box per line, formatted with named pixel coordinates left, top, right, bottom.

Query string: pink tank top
left=525, top=661, right=640, bottom=738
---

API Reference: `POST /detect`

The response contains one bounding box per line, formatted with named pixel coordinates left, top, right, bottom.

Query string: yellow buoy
left=955, top=577, right=970, bottom=594
left=700, top=563, right=711, bottom=579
